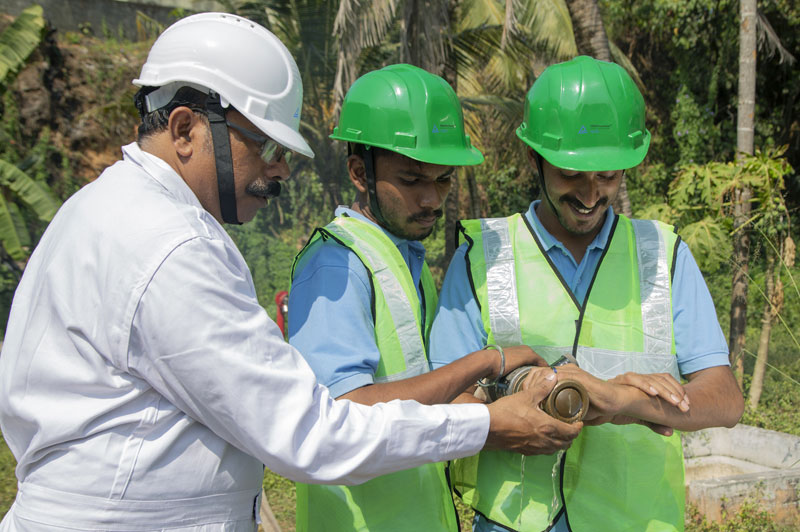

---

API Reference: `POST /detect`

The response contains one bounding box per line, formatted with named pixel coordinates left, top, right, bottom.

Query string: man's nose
left=576, top=174, right=600, bottom=205
left=266, top=157, right=291, bottom=182
left=420, top=180, right=449, bottom=208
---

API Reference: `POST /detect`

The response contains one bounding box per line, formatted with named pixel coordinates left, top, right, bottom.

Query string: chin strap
left=362, top=146, right=388, bottom=227
left=205, top=92, right=240, bottom=225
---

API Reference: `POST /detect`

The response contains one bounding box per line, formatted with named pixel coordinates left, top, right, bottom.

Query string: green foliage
left=671, top=85, right=723, bottom=167
left=685, top=498, right=793, bottom=531
left=647, top=148, right=793, bottom=273
left=262, top=468, right=297, bottom=529
left=0, top=432, right=16, bottom=516
left=0, top=5, right=44, bottom=86
left=0, top=5, right=61, bottom=265
left=679, top=219, right=733, bottom=273
left=481, top=164, right=535, bottom=219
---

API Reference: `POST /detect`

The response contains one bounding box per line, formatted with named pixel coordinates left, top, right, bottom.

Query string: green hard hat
left=331, top=64, right=484, bottom=166
left=516, top=56, right=650, bottom=171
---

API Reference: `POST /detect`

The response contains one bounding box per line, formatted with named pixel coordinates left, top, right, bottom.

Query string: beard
left=377, top=195, right=443, bottom=241
left=556, top=194, right=610, bottom=235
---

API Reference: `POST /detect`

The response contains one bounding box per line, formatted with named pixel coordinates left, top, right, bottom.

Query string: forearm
left=340, top=349, right=499, bottom=405
left=613, top=366, right=744, bottom=431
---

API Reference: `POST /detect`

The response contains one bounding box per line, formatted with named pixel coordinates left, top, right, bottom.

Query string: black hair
left=348, top=143, right=390, bottom=161
left=134, top=86, right=210, bottom=142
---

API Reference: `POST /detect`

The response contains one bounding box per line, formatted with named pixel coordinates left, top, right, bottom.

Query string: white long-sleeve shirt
left=0, top=143, right=489, bottom=531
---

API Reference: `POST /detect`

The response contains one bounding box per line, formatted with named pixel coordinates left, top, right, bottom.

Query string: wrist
left=477, top=344, right=504, bottom=388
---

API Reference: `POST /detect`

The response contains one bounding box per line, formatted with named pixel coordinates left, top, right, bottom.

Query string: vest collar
left=334, top=206, right=427, bottom=262
left=524, top=200, right=617, bottom=261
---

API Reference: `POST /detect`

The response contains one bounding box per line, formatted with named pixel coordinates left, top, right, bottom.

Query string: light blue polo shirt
left=429, top=201, right=730, bottom=532
left=288, top=206, right=430, bottom=398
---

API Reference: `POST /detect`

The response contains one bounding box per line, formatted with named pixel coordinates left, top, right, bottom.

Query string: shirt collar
left=334, top=206, right=427, bottom=257
left=121, top=142, right=205, bottom=212
left=524, top=199, right=616, bottom=254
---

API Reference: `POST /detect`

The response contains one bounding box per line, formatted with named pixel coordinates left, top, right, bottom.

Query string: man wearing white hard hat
left=0, top=13, right=578, bottom=531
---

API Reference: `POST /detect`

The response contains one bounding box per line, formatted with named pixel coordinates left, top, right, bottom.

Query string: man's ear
left=168, top=106, right=200, bottom=158
left=347, top=153, right=368, bottom=194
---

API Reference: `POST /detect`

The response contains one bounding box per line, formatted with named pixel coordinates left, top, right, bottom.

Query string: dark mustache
left=246, top=180, right=282, bottom=198
left=559, top=195, right=608, bottom=210
left=409, top=209, right=444, bottom=222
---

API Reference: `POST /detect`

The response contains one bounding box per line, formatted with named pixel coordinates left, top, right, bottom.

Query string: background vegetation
left=0, top=0, right=799, bottom=530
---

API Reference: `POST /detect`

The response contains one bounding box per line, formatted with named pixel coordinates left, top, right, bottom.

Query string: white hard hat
left=133, top=12, right=314, bottom=158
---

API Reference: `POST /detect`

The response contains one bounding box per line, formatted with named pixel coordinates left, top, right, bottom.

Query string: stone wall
left=0, top=0, right=225, bottom=40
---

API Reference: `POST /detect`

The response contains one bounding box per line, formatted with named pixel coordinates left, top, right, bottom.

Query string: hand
left=547, top=364, right=621, bottom=420
left=484, top=345, right=548, bottom=382
left=485, top=367, right=582, bottom=455
left=555, top=365, right=686, bottom=432
left=609, top=372, right=689, bottom=413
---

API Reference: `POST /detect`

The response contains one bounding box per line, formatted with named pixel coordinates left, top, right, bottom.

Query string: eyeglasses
left=226, top=120, right=293, bottom=165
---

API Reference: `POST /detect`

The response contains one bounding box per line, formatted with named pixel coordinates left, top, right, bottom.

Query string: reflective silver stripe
left=481, top=218, right=522, bottom=346
left=529, top=346, right=575, bottom=366
left=576, top=346, right=680, bottom=381
left=325, top=223, right=429, bottom=379
left=631, top=219, right=672, bottom=356
left=374, top=362, right=431, bottom=383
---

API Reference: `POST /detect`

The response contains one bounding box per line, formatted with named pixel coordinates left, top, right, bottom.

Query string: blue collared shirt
left=430, top=200, right=730, bottom=375
left=288, top=206, right=430, bottom=398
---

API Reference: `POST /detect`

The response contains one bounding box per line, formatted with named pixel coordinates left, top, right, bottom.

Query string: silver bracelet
left=476, top=344, right=505, bottom=388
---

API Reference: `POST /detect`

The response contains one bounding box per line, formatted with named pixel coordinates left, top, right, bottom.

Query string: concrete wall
left=0, top=0, right=226, bottom=40
left=683, top=424, right=800, bottom=526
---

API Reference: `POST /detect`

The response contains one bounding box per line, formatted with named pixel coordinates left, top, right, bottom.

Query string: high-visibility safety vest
left=453, top=213, right=685, bottom=532
left=292, top=215, right=459, bottom=532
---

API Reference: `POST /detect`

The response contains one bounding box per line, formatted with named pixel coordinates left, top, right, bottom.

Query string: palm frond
left=756, top=9, right=796, bottom=66
left=333, top=0, right=399, bottom=112
left=609, top=40, right=645, bottom=91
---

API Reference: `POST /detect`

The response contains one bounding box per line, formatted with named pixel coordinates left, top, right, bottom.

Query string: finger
left=520, top=366, right=557, bottom=398
left=618, top=373, right=689, bottom=412
left=646, top=374, right=689, bottom=411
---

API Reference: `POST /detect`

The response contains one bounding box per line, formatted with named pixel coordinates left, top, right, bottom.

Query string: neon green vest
left=453, top=213, right=685, bottom=532
left=292, top=215, right=458, bottom=532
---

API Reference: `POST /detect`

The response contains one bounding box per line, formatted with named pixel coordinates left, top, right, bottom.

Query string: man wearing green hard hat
left=288, top=64, right=582, bottom=531
left=429, top=56, right=744, bottom=531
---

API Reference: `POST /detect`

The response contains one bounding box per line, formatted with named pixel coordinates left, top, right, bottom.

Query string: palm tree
left=728, top=0, right=757, bottom=385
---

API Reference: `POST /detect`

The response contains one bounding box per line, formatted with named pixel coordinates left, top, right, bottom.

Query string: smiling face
left=530, top=149, right=623, bottom=256
left=349, top=149, right=454, bottom=241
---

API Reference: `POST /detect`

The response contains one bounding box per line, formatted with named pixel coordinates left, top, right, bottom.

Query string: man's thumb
left=523, top=366, right=558, bottom=402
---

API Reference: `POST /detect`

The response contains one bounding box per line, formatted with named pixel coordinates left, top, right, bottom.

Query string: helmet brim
left=518, top=130, right=651, bottom=172
left=332, top=135, right=484, bottom=167
left=251, top=115, right=314, bottom=159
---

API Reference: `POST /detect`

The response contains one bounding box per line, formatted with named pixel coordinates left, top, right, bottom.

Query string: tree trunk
left=748, top=254, right=779, bottom=409
left=441, top=0, right=460, bottom=267
left=564, top=0, right=612, bottom=61
left=730, top=0, right=757, bottom=387
left=564, top=0, right=632, bottom=216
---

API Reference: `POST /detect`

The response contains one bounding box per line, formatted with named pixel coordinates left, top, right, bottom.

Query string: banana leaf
left=0, top=158, right=60, bottom=222
left=0, top=4, right=45, bottom=87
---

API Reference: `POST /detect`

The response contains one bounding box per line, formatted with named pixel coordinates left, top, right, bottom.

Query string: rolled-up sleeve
left=127, top=236, right=489, bottom=485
